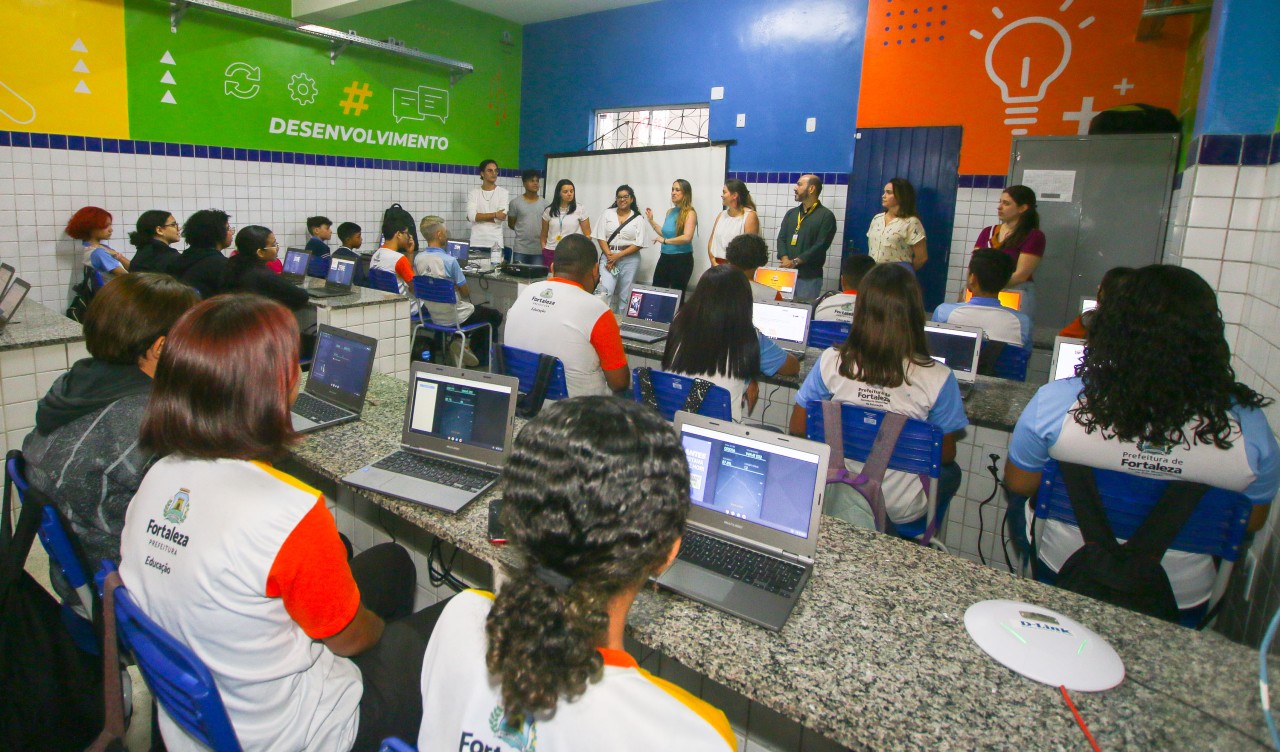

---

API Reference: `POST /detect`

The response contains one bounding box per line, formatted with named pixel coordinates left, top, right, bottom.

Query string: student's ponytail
left=485, top=398, right=689, bottom=724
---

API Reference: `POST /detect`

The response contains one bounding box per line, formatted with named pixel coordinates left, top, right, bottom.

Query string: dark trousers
left=342, top=541, right=451, bottom=751
left=412, top=304, right=504, bottom=367
left=652, top=252, right=694, bottom=298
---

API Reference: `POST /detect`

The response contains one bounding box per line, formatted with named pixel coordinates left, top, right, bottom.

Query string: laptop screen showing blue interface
left=283, top=249, right=308, bottom=276
left=680, top=423, right=820, bottom=539
left=445, top=241, right=470, bottom=262
left=311, top=330, right=375, bottom=398
left=626, top=288, right=680, bottom=323
left=328, top=257, right=356, bottom=286
left=408, top=371, right=511, bottom=452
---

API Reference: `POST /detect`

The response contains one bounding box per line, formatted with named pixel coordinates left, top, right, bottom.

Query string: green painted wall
left=124, top=0, right=519, bottom=164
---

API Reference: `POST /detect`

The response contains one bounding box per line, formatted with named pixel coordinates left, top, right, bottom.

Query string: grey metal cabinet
left=1009, top=134, right=1179, bottom=339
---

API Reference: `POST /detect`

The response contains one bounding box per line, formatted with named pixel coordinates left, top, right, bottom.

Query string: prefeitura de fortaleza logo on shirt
left=164, top=488, right=191, bottom=524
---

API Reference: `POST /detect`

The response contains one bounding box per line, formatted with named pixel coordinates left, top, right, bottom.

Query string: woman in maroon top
left=974, top=184, right=1045, bottom=320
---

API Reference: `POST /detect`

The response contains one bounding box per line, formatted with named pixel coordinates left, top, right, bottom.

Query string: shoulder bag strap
left=682, top=378, right=714, bottom=414
left=87, top=571, right=125, bottom=752
left=636, top=367, right=658, bottom=409
left=606, top=212, right=640, bottom=247
left=1122, top=479, right=1211, bottom=561
left=820, top=400, right=847, bottom=476
left=1, top=451, right=41, bottom=593
left=1059, top=462, right=1122, bottom=552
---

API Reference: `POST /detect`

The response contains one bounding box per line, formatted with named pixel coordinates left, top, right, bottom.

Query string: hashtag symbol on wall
left=340, top=81, right=373, bottom=116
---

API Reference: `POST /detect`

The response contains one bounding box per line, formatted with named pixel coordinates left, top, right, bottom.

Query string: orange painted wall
left=857, top=0, right=1191, bottom=174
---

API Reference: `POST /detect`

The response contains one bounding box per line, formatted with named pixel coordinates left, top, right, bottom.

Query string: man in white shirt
left=932, top=248, right=1032, bottom=349
left=414, top=216, right=503, bottom=367
left=504, top=235, right=630, bottom=397
left=813, top=254, right=876, bottom=322
left=466, top=159, right=508, bottom=254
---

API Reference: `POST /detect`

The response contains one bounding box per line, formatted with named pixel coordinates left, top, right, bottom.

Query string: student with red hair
left=66, top=206, right=130, bottom=277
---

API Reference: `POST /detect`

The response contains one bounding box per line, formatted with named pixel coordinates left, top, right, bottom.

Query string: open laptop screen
left=626, top=287, right=680, bottom=323
left=282, top=248, right=308, bottom=277
left=1080, top=297, right=1098, bottom=314
left=408, top=371, right=512, bottom=453
left=0, top=264, right=14, bottom=296
left=328, top=257, right=356, bottom=287
left=681, top=422, right=821, bottom=540
left=752, top=301, right=810, bottom=347
left=310, top=328, right=375, bottom=399
left=963, top=289, right=1023, bottom=310
left=754, top=267, right=798, bottom=296
left=445, top=241, right=470, bottom=262
left=0, top=278, right=29, bottom=322
left=924, top=323, right=981, bottom=378
left=1051, top=337, right=1086, bottom=381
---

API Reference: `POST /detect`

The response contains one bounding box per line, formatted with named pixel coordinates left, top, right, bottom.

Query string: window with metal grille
left=592, top=105, right=710, bottom=150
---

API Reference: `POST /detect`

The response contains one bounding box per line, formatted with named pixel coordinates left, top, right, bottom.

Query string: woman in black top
left=221, top=226, right=309, bottom=310
left=128, top=210, right=181, bottom=273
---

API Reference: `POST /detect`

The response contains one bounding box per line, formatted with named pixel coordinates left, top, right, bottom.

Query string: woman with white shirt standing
left=592, top=184, right=646, bottom=314
left=540, top=179, right=592, bottom=268
left=706, top=178, right=760, bottom=267
left=866, top=178, right=927, bottom=271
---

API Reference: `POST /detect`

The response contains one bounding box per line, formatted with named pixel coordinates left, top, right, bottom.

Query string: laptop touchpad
left=670, top=564, right=734, bottom=601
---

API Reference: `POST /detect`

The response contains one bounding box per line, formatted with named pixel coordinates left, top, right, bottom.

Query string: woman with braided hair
left=417, top=397, right=734, bottom=751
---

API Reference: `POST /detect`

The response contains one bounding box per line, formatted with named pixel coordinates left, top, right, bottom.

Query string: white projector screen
left=545, top=143, right=729, bottom=292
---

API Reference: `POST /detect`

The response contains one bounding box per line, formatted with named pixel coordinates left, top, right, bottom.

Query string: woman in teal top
left=645, top=179, right=697, bottom=298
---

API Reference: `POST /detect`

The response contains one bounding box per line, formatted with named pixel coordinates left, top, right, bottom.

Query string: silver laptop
left=752, top=300, right=812, bottom=359
left=342, top=362, right=518, bottom=513
left=307, top=255, right=357, bottom=298
left=0, top=277, right=30, bottom=329
left=924, top=321, right=984, bottom=399
left=291, top=325, right=378, bottom=433
left=616, top=284, right=682, bottom=343
left=281, top=248, right=310, bottom=285
left=659, top=413, right=828, bottom=631
left=445, top=240, right=470, bottom=262
left=0, top=263, right=15, bottom=297
left=1049, top=336, right=1086, bottom=382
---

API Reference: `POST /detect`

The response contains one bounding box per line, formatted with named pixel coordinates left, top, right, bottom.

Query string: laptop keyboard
left=293, top=393, right=352, bottom=424
left=619, top=322, right=663, bottom=338
left=373, top=451, right=498, bottom=493
left=678, top=530, right=806, bottom=597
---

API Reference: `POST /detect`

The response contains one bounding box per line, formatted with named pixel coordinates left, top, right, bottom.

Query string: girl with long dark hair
left=128, top=210, right=181, bottom=273
left=866, top=177, right=927, bottom=270
left=221, top=225, right=309, bottom=310
left=540, top=178, right=591, bottom=268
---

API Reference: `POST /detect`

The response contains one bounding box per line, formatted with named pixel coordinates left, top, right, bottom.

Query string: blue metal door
left=845, top=126, right=962, bottom=310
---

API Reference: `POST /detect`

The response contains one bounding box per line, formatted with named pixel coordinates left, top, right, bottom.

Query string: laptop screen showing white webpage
left=752, top=301, right=811, bottom=349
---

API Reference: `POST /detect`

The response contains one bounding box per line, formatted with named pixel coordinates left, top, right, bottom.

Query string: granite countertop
left=624, top=340, right=1039, bottom=432
left=0, top=301, right=85, bottom=352
left=302, top=278, right=402, bottom=309
left=290, top=372, right=1277, bottom=751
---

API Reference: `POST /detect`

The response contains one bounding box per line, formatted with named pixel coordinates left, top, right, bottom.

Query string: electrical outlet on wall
left=736, top=113, right=746, bottom=128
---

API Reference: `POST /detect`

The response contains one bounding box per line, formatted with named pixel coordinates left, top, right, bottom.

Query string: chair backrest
left=98, top=563, right=242, bottom=751
left=353, top=254, right=372, bottom=287
left=379, top=738, right=417, bottom=752
left=5, top=452, right=90, bottom=593
left=805, top=403, right=942, bottom=478
left=305, top=255, right=331, bottom=279
left=1034, top=459, right=1251, bottom=560
left=367, top=267, right=401, bottom=294
left=88, top=268, right=107, bottom=292
left=807, top=320, right=851, bottom=349
left=979, top=340, right=1030, bottom=381
left=412, top=275, right=459, bottom=306
left=500, top=345, right=568, bottom=401
left=631, top=368, right=734, bottom=421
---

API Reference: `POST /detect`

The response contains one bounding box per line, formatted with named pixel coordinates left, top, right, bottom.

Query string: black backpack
left=382, top=203, right=418, bottom=249
left=1052, top=461, right=1208, bottom=623
left=65, top=267, right=97, bottom=323
left=1088, top=103, right=1180, bottom=135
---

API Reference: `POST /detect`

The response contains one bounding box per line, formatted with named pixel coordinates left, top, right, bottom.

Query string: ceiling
left=449, top=0, right=659, bottom=25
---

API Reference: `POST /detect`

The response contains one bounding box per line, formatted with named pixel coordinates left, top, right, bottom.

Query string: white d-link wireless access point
left=964, top=600, right=1125, bottom=691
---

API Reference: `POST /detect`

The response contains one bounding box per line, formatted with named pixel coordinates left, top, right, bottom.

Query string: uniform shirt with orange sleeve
left=370, top=245, right=415, bottom=295
left=119, top=457, right=363, bottom=752
left=503, top=277, right=628, bottom=396
left=418, top=590, right=735, bottom=752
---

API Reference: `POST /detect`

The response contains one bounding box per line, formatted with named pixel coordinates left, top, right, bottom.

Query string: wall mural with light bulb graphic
left=858, top=0, right=1191, bottom=174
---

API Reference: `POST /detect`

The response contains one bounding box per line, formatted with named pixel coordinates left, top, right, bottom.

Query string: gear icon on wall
left=288, top=73, right=318, bottom=106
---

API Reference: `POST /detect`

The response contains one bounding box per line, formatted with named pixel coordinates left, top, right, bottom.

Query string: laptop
left=342, top=362, right=518, bottom=513
left=280, top=248, right=310, bottom=285
left=0, top=278, right=30, bottom=329
left=656, top=412, right=829, bottom=632
left=306, top=255, right=357, bottom=298
left=1049, top=336, right=1086, bottom=382
left=754, top=267, right=799, bottom=302
left=290, top=325, right=378, bottom=433
left=923, top=321, right=984, bottom=399
left=963, top=289, right=1024, bottom=310
left=752, top=300, right=811, bottom=358
left=445, top=240, right=471, bottom=262
left=0, top=263, right=15, bottom=297
left=1080, top=297, right=1098, bottom=314
left=616, top=284, right=682, bottom=343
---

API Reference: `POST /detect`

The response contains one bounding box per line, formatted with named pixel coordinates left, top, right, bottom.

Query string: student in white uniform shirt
left=540, top=178, right=591, bottom=268
left=931, top=248, right=1032, bottom=349
left=791, top=263, right=968, bottom=528
left=466, top=158, right=509, bottom=255
left=813, top=254, right=876, bottom=323
left=1005, top=265, right=1279, bottom=625
left=663, top=265, right=798, bottom=422
left=417, top=397, right=735, bottom=752
left=724, top=233, right=782, bottom=302
left=592, top=184, right=647, bottom=314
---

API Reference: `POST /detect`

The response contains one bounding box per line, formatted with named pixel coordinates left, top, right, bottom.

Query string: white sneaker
left=449, top=339, right=480, bottom=367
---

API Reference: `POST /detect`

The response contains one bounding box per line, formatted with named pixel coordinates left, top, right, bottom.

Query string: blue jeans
left=794, top=276, right=823, bottom=302
left=596, top=253, right=640, bottom=314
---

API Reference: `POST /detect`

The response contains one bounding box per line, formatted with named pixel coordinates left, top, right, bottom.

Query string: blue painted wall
left=1194, top=0, right=1280, bottom=136
left=520, top=0, right=868, bottom=173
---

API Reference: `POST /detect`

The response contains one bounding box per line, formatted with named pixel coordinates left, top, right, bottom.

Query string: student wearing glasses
left=128, top=210, right=182, bottom=274
left=592, top=184, right=647, bottom=314
left=221, top=225, right=310, bottom=310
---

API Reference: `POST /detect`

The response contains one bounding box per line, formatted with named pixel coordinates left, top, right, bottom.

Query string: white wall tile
left=1193, top=165, right=1239, bottom=198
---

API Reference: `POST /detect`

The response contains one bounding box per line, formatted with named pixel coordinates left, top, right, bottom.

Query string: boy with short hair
left=305, top=216, right=333, bottom=257
left=334, top=222, right=362, bottom=260
left=932, top=248, right=1031, bottom=348
left=507, top=169, right=543, bottom=265
left=813, top=254, right=876, bottom=322
left=724, top=234, right=782, bottom=302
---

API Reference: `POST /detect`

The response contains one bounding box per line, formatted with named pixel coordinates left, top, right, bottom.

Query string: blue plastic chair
left=97, top=562, right=242, bottom=752
left=413, top=276, right=494, bottom=370
left=1032, top=459, right=1251, bottom=610
left=5, top=452, right=97, bottom=652
left=380, top=738, right=417, bottom=752
left=979, top=341, right=1031, bottom=381
left=367, top=267, right=401, bottom=295
left=632, top=368, right=734, bottom=422
left=306, top=254, right=331, bottom=279
left=805, top=403, right=947, bottom=541
left=501, top=345, right=568, bottom=402
left=88, top=268, right=107, bottom=292
left=807, top=320, right=851, bottom=349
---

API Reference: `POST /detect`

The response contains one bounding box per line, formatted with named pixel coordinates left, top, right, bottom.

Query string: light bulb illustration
left=971, top=5, right=1095, bottom=136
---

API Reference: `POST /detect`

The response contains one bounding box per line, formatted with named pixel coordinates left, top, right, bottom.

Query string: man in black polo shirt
left=777, top=173, right=837, bottom=301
